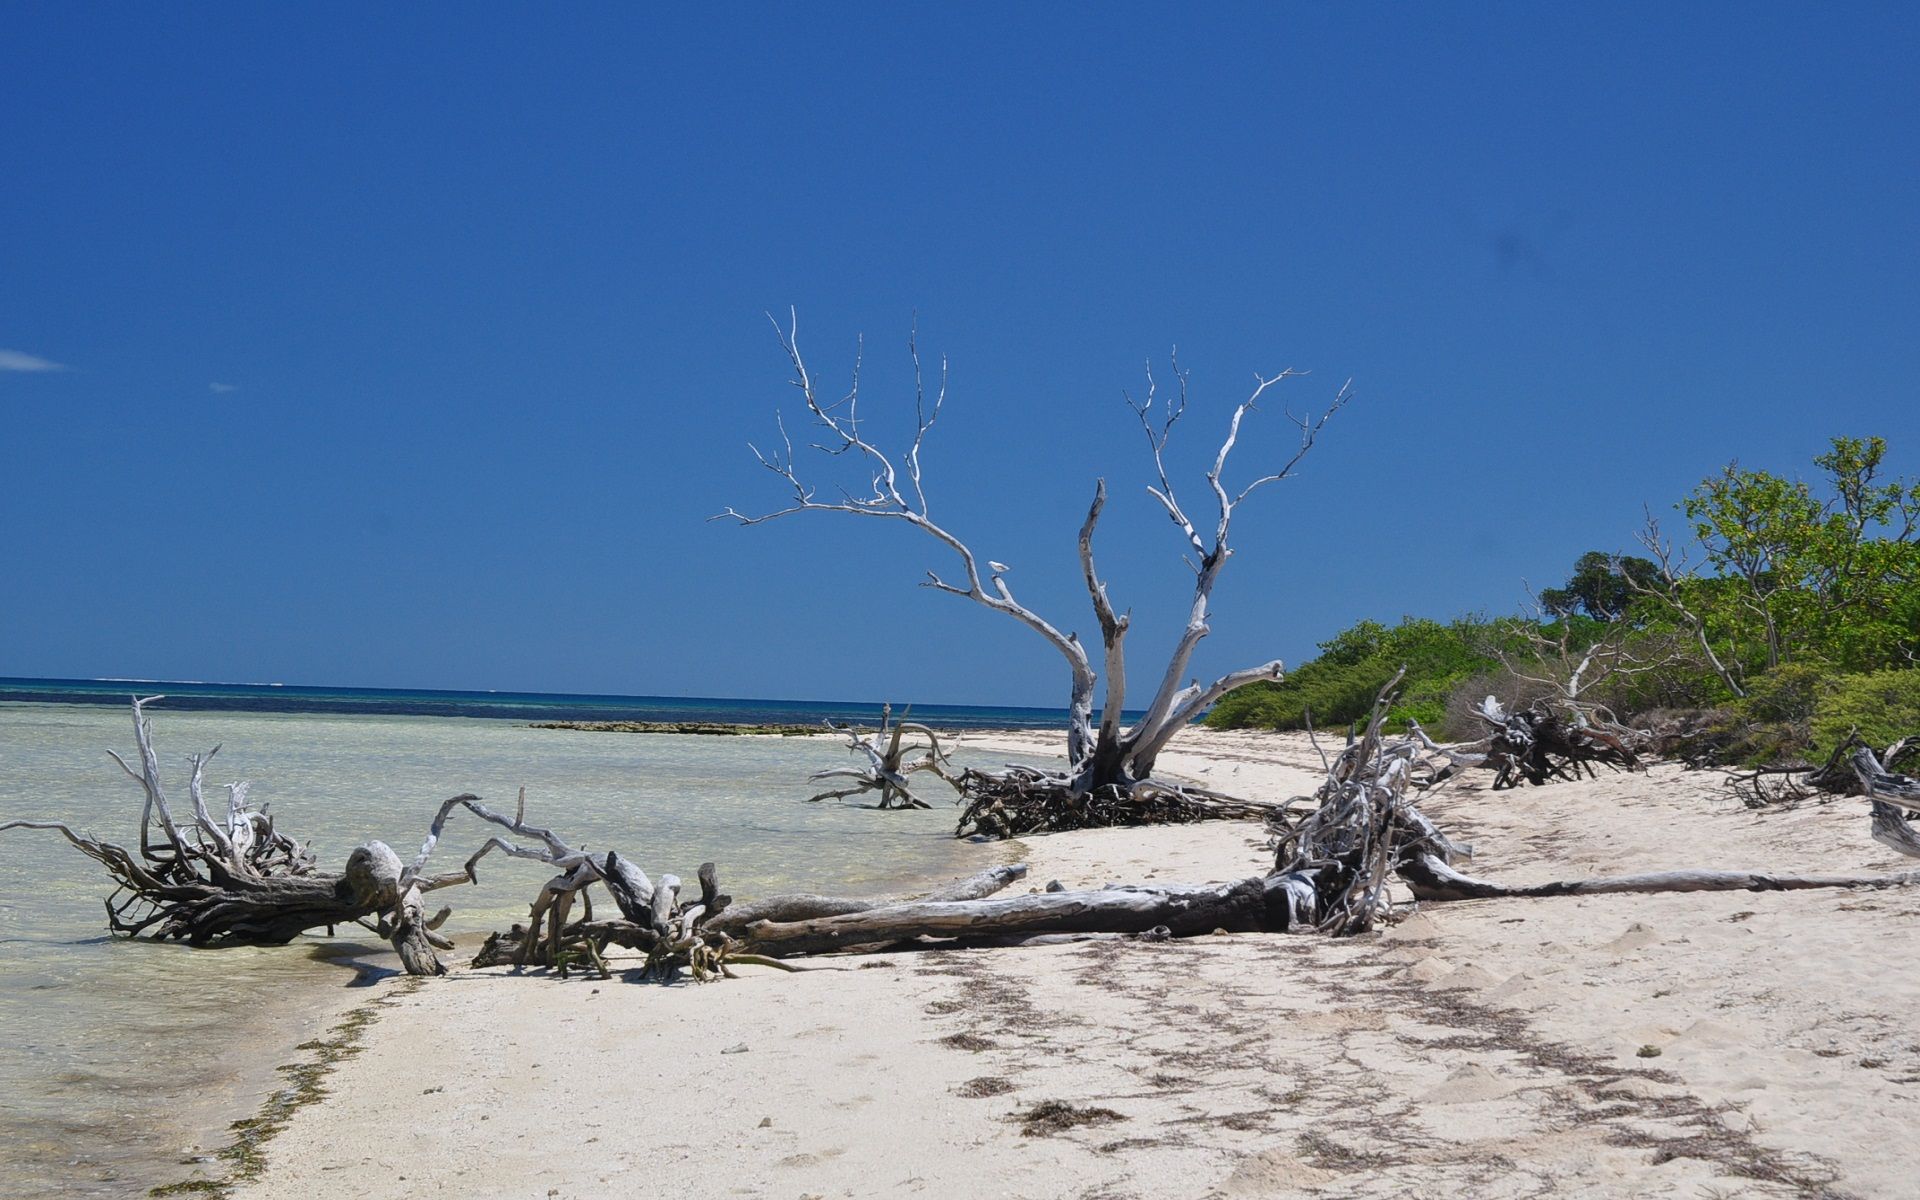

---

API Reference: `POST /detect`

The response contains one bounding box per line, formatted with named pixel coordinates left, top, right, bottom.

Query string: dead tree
left=954, top=765, right=1284, bottom=838
left=721, top=315, right=1348, bottom=835
left=1489, top=599, right=1680, bottom=740
left=807, top=704, right=960, bottom=808
left=0, top=701, right=744, bottom=978
left=1726, top=734, right=1920, bottom=855
left=739, top=678, right=1920, bottom=956
left=1468, top=695, right=1643, bottom=790
left=1620, top=516, right=1749, bottom=699
left=1316, top=684, right=1918, bottom=918
left=0, top=697, right=470, bottom=974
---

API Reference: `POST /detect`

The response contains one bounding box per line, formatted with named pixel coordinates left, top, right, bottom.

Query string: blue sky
left=3, top=5, right=1916, bottom=706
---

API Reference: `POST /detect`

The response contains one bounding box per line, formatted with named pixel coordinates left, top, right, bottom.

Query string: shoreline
left=0, top=700, right=1002, bottom=1198
left=189, top=728, right=1920, bottom=1197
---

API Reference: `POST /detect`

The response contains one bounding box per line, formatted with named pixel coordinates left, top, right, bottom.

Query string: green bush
left=1206, top=615, right=1496, bottom=733
left=1810, top=668, right=1920, bottom=754
left=1738, top=661, right=1829, bottom=725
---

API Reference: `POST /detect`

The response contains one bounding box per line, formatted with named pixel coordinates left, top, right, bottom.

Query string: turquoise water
left=0, top=701, right=1017, bottom=1197
left=0, top=676, right=1092, bottom=729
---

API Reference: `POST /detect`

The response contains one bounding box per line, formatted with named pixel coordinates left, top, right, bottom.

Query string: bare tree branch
left=725, top=316, right=1353, bottom=833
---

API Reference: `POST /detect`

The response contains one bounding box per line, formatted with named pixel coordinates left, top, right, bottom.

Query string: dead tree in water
left=0, top=698, right=469, bottom=974
left=0, top=701, right=743, bottom=977
left=721, top=315, right=1347, bottom=836
left=807, top=704, right=960, bottom=809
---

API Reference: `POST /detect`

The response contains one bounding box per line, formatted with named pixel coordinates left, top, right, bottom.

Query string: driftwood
left=1469, top=695, right=1642, bottom=789
left=0, top=701, right=740, bottom=978
left=1725, top=734, right=1920, bottom=860
left=703, top=861, right=1030, bottom=935
left=17, top=698, right=1917, bottom=983
left=456, top=713, right=1920, bottom=966
left=0, top=698, right=470, bottom=974
left=722, top=316, right=1350, bottom=835
left=807, top=704, right=960, bottom=808
left=1329, top=683, right=1920, bottom=921
left=696, top=688, right=1919, bottom=958
left=477, top=862, right=1038, bottom=978
left=744, top=875, right=1292, bottom=957
left=954, top=764, right=1291, bottom=839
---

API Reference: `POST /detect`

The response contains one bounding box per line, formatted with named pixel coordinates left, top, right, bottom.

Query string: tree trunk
left=744, top=874, right=1302, bottom=957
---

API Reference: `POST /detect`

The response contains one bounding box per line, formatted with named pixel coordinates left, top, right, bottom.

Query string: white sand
left=232, top=729, right=1919, bottom=1199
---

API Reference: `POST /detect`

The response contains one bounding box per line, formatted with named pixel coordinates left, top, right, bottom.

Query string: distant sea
left=0, top=676, right=1085, bottom=729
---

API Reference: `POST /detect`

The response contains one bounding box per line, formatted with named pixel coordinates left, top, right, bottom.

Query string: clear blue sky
left=2, top=5, right=1915, bottom=706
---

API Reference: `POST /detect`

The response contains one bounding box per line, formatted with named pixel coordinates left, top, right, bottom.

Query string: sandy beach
left=223, top=727, right=1920, bottom=1200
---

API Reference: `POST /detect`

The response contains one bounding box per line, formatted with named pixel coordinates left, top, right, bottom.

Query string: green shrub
left=1739, top=661, right=1829, bottom=725
left=1810, top=668, right=1920, bottom=755
left=1206, top=615, right=1496, bottom=733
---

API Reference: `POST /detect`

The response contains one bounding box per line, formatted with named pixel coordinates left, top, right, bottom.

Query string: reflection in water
left=0, top=704, right=1004, bottom=1196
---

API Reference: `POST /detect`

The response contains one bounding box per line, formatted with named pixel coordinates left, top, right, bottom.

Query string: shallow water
left=0, top=703, right=1003, bottom=1196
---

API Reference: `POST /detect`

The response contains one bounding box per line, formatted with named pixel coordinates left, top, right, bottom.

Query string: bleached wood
left=725, top=317, right=1352, bottom=828
left=745, top=874, right=1294, bottom=957
left=807, top=706, right=959, bottom=809
left=1402, top=852, right=1920, bottom=902
left=704, top=862, right=1029, bottom=936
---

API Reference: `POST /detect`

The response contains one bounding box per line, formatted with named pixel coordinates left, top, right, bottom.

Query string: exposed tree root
left=0, top=697, right=470, bottom=974
left=953, top=765, right=1293, bottom=839
left=1725, top=733, right=1920, bottom=859
left=1467, top=695, right=1643, bottom=789
left=807, top=704, right=960, bottom=808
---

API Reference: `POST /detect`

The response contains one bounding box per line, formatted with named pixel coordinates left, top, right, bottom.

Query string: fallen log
left=486, top=862, right=1039, bottom=973
left=1401, top=853, right=1920, bottom=902
left=702, top=861, right=1030, bottom=935
left=743, top=874, right=1303, bottom=957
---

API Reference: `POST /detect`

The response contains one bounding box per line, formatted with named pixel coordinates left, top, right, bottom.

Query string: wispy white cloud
left=0, top=349, right=67, bottom=372
left=209, top=382, right=238, bottom=394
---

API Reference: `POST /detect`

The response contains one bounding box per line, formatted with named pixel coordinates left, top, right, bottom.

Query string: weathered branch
left=1624, top=514, right=1748, bottom=698
left=723, top=318, right=1352, bottom=833
left=1079, top=479, right=1130, bottom=776
left=1402, top=854, right=1920, bottom=902
left=805, top=705, right=962, bottom=809
left=745, top=875, right=1294, bottom=957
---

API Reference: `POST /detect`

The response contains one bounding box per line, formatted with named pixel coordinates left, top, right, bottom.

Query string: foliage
left=1737, top=660, right=1829, bottom=726
left=1540, top=551, right=1658, bottom=621
left=1205, top=616, right=1496, bottom=733
left=1204, top=435, right=1918, bottom=768
left=1810, top=668, right=1920, bottom=756
left=1672, top=435, right=1919, bottom=680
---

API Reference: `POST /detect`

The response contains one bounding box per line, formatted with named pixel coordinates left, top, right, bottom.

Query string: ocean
left=0, top=680, right=1066, bottom=1197
left=0, top=676, right=1077, bottom=729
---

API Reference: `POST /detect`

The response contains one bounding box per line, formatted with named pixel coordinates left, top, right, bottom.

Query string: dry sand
left=228, top=728, right=1920, bottom=1199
